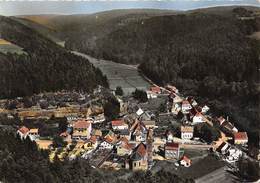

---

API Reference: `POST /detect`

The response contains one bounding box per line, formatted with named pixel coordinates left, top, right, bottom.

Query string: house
left=150, top=86, right=161, bottom=94
left=146, top=91, right=158, bottom=99
left=187, top=97, right=198, bottom=107
left=116, top=137, right=133, bottom=156
left=142, top=120, right=156, bottom=129
left=66, top=115, right=78, bottom=122
left=92, top=113, right=105, bottom=123
left=222, top=121, right=238, bottom=134
left=99, top=136, right=115, bottom=149
left=130, top=120, right=147, bottom=142
left=181, top=100, right=192, bottom=113
left=72, top=120, right=92, bottom=140
left=201, top=105, right=210, bottom=114
left=140, top=111, right=155, bottom=121
left=217, top=116, right=226, bottom=125
left=172, top=95, right=183, bottom=104
left=233, top=132, right=248, bottom=145
left=111, top=119, right=128, bottom=131
left=192, top=112, right=205, bottom=124
left=128, top=143, right=148, bottom=171
left=181, top=126, right=194, bottom=140
left=84, top=136, right=98, bottom=149
left=180, top=156, right=191, bottom=167
left=164, top=142, right=180, bottom=159
left=216, top=142, right=230, bottom=155
left=115, top=129, right=130, bottom=139
left=136, top=108, right=144, bottom=116
left=171, top=103, right=181, bottom=115
left=165, top=130, right=174, bottom=142
left=28, top=128, right=40, bottom=141
left=17, top=126, right=29, bottom=139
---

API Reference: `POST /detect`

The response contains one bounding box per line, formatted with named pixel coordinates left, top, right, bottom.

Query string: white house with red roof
left=99, top=136, right=115, bottom=149
left=181, top=100, right=192, bottom=113
left=72, top=120, right=92, bottom=140
left=164, top=142, right=180, bottom=159
left=180, top=156, right=191, bottom=167
left=233, top=132, right=248, bottom=145
left=17, top=126, right=29, bottom=139
left=111, top=119, right=128, bottom=131
left=201, top=105, right=210, bottom=114
left=150, top=86, right=161, bottom=94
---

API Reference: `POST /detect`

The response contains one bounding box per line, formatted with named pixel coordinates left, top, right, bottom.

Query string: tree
left=58, top=119, right=68, bottom=133
left=104, top=96, right=120, bottom=120
left=238, top=158, right=260, bottom=182
left=115, top=86, right=124, bottom=96
left=197, top=124, right=220, bottom=144
left=132, top=89, right=148, bottom=103
left=52, top=136, right=67, bottom=148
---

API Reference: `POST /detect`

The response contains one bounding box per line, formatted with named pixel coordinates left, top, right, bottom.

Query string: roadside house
left=180, top=156, right=191, bottom=167
left=181, top=126, right=194, bottom=140
left=17, top=126, right=29, bottom=139
left=233, top=132, right=248, bottom=145
left=111, top=119, right=128, bottom=131
left=72, top=120, right=92, bottom=140
left=164, top=142, right=180, bottom=159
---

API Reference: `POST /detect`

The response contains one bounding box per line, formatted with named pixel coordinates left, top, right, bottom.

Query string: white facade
left=201, top=105, right=210, bottom=114
left=181, top=132, right=193, bottom=140
left=180, top=159, right=191, bottom=167
left=192, top=114, right=205, bottom=124
left=146, top=91, right=158, bottom=99
left=112, top=124, right=128, bottom=131
left=99, top=141, right=114, bottom=149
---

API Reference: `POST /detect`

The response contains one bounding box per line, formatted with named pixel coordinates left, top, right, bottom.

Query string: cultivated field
left=73, top=51, right=151, bottom=95
left=0, top=39, right=26, bottom=55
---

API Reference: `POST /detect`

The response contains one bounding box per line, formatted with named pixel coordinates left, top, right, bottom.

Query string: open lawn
left=73, top=51, right=151, bottom=95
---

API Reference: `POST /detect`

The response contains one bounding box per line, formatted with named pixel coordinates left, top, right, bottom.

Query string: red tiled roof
left=73, top=120, right=91, bottom=129
left=89, top=136, right=97, bottom=143
left=150, top=86, right=161, bottom=93
left=181, top=126, right=194, bottom=133
left=234, top=132, right=248, bottom=140
left=217, top=116, right=225, bottom=124
left=104, top=136, right=114, bottom=144
left=165, top=142, right=179, bottom=150
left=195, top=112, right=202, bottom=117
left=136, top=143, right=147, bottom=157
left=182, top=156, right=191, bottom=163
left=18, top=126, right=29, bottom=135
left=111, top=120, right=126, bottom=126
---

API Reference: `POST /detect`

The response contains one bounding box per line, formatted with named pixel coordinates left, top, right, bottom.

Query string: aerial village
left=6, top=83, right=258, bottom=172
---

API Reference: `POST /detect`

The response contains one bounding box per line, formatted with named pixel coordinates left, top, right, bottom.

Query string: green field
left=0, top=44, right=26, bottom=55
left=73, top=51, right=151, bottom=95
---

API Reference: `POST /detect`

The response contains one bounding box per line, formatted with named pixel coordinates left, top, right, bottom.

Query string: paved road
left=73, top=51, right=151, bottom=94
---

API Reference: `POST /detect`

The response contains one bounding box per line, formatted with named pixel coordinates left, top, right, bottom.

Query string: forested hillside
left=0, top=16, right=108, bottom=98
left=54, top=8, right=260, bottom=144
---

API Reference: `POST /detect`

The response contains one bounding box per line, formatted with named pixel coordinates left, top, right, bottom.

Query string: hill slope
left=0, top=15, right=107, bottom=98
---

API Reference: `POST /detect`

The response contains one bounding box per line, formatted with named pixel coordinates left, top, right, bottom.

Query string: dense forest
left=0, top=16, right=108, bottom=98
left=0, top=129, right=193, bottom=183
left=60, top=8, right=260, bottom=145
